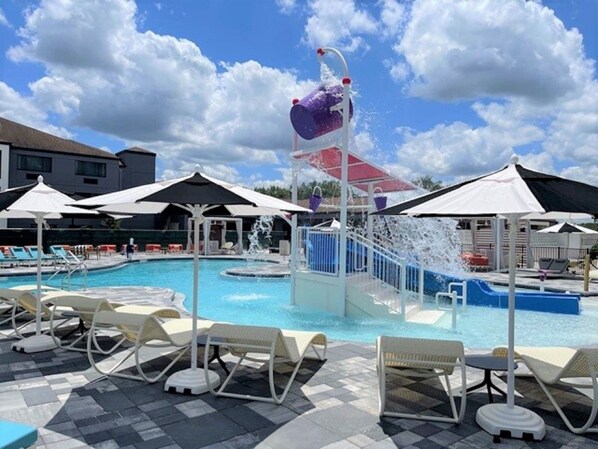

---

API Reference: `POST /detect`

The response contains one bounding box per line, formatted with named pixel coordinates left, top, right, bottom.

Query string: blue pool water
left=1, top=259, right=597, bottom=347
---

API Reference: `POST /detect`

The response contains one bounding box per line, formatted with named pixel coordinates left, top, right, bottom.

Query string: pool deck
left=0, top=254, right=597, bottom=448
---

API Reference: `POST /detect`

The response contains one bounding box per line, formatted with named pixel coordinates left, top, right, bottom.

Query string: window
left=76, top=160, right=106, bottom=177
left=83, top=178, right=98, bottom=184
left=17, top=155, right=52, bottom=172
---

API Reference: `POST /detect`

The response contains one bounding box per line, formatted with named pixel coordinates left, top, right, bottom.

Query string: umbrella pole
left=164, top=206, right=220, bottom=395
left=476, top=215, right=545, bottom=441
left=11, top=213, right=57, bottom=353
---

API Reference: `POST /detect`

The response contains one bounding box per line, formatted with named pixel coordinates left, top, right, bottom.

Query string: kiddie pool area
left=1, top=258, right=597, bottom=348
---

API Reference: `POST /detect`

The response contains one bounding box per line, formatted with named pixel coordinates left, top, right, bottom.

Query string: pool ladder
left=435, top=281, right=468, bottom=330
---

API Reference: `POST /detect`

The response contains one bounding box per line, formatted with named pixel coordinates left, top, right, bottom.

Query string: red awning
left=292, top=146, right=415, bottom=193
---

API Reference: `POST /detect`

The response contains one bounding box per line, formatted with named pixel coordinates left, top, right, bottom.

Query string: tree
left=254, top=180, right=342, bottom=200
left=412, top=175, right=443, bottom=192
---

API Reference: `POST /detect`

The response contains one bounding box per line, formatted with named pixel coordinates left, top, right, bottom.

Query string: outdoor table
left=465, top=354, right=517, bottom=403
left=196, top=335, right=229, bottom=374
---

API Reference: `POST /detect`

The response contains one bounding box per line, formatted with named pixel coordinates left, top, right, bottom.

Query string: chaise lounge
left=203, top=323, right=327, bottom=404
left=377, top=335, right=467, bottom=423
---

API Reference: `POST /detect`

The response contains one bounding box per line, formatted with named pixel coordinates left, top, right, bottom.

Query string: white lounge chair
left=87, top=311, right=213, bottom=383
left=0, top=286, right=74, bottom=339
left=203, top=323, right=327, bottom=404
left=47, top=292, right=181, bottom=353
left=377, top=336, right=467, bottom=423
left=515, top=347, right=598, bottom=434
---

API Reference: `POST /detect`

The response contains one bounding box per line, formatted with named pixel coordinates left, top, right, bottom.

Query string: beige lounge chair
left=0, top=286, right=75, bottom=339
left=87, top=311, right=213, bottom=383
left=377, top=336, right=467, bottom=423
left=503, top=346, right=598, bottom=434
left=47, top=292, right=181, bottom=353
left=204, top=323, right=327, bottom=404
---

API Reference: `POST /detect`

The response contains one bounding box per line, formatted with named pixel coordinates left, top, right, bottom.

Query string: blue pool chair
left=8, top=247, right=36, bottom=266
left=0, top=420, right=37, bottom=449
left=24, top=246, right=55, bottom=265
left=0, top=251, right=18, bottom=268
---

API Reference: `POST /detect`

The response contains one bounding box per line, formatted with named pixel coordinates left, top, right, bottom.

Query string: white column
left=318, top=47, right=350, bottom=317
left=290, top=122, right=299, bottom=305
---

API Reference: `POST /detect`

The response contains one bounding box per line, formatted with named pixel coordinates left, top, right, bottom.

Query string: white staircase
left=297, top=227, right=447, bottom=324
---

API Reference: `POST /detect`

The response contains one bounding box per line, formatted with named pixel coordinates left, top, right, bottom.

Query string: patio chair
left=9, top=247, right=37, bottom=266
left=87, top=311, right=213, bottom=383
left=49, top=245, right=79, bottom=264
left=203, top=323, right=327, bottom=404
left=0, top=419, right=37, bottom=449
left=517, top=347, right=598, bottom=434
left=24, top=246, right=56, bottom=265
left=0, top=250, right=18, bottom=267
left=538, top=258, right=570, bottom=276
left=4, top=290, right=75, bottom=340
left=47, top=292, right=181, bottom=353
left=377, top=336, right=467, bottom=423
left=0, top=285, right=59, bottom=328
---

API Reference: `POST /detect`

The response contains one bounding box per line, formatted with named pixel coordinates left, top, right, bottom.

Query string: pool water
left=2, top=259, right=597, bottom=347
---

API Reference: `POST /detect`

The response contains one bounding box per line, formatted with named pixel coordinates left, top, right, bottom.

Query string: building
left=0, top=116, right=156, bottom=228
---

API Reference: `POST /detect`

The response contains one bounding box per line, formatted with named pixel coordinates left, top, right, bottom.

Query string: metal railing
left=296, top=227, right=425, bottom=317
left=47, top=251, right=87, bottom=290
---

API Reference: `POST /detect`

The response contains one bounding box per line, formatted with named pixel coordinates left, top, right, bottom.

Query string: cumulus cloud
left=0, top=8, right=9, bottom=27
left=379, top=0, right=406, bottom=38
left=388, top=0, right=597, bottom=183
left=276, top=0, right=297, bottom=15
left=560, top=165, right=598, bottom=186
left=0, top=82, right=71, bottom=138
left=396, top=0, right=593, bottom=103
left=7, top=0, right=317, bottom=176
left=303, top=0, right=377, bottom=52
left=396, top=116, right=544, bottom=179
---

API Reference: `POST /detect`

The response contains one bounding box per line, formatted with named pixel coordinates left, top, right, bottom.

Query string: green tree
left=412, top=175, right=444, bottom=192
left=254, top=180, right=342, bottom=200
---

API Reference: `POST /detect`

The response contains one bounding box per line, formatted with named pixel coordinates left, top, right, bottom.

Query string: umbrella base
left=476, top=403, right=545, bottom=441
left=11, top=334, right=57, bottom=353
left=164, top=368, right=220, bottom=395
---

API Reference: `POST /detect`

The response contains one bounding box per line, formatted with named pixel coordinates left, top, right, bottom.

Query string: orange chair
left=145, top=244, right=162, bottom=254
left=168, top=244, right=183, bottom=254
left=98, top=244, right=117, bottom=255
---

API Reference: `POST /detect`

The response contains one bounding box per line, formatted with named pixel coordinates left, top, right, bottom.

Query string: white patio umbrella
left=0, top=176, right=98, bottom=353
left=538, top=222, right=598, bottom=259
left=375, top=156, right=598, bottom=441
left=75, top=171, right=310, bottom=394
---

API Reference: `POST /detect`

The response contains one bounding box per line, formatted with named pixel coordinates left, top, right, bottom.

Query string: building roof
left=0, top=116, right=119, bottom=160
left=117, top=146, right=156, bottom=156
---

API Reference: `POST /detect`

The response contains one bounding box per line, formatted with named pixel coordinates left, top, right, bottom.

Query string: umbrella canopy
left=375, top=157, right=598, bottom=440
left=537, top=222, right=598, bottom=234
left=0, top=176, right=97, bottom=353
left=74, top=170, right=309, bottom=394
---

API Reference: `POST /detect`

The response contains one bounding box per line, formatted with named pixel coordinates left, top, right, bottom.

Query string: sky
left=0, top=0, right=596, bottom=191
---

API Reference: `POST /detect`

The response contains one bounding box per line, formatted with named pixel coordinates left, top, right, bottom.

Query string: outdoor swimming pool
left=2, top=259, right=597, bottom=347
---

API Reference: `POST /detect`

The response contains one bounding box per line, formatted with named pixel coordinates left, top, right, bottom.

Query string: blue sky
left=0, top=0, right=596, bottom=189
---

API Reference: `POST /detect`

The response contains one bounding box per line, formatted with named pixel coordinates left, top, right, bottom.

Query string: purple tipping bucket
left=290, top=84, right=353, bottom=140
left=374, top=196, right=387, bottom=211
left=309, top=186, right=323, bottom=213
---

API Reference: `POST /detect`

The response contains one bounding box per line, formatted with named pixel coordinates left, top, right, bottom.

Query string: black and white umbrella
left=75, top=171, right=310, bottom=394
left=376, top=156, right=598, bottom=440
left=0, top=176, right=97, bottom=353
left=538, top=222, right=597, bottom=234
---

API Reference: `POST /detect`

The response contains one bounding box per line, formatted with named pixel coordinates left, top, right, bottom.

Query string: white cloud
left=0, top=82, right=71, bottom=138
left=29, top=77, right=82, bottom=115
left=276, top=0, right=297, bottom=15
left=379, top=0, right=405, bottom=38
left=303, top=0, right=377, bottom=53
left=7, top=0, right=318, bottom=176
left=396, top=116, right=545, bottom=179
left=560, top=165, right=598, bottom=186
left=396, top=0, right=594, bottom=103
left=0, top=7, right=9, bottom=27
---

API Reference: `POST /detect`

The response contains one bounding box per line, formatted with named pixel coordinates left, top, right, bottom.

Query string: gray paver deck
left=0, top=254, right=597, bottom=447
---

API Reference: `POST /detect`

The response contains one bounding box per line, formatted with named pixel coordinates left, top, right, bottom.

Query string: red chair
left=145, top=244, right=162, bottom=253
left=168, top=244, right=183, bottom=254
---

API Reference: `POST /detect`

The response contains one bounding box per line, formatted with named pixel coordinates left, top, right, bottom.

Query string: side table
left=465, top=355, right=517, bottom=403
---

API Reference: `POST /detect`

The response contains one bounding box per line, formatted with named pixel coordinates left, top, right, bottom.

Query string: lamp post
left=317, top=47, right=351, bottom=316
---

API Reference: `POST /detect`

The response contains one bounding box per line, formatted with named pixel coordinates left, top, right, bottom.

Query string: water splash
left=372, top=215, right=467, bottom=276
left=248, top=215, right=274, bottom=255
